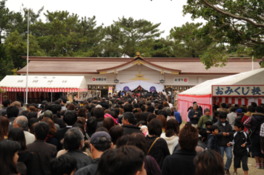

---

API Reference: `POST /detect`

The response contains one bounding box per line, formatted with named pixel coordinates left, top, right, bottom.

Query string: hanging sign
left=212, top=85, right=264, bottom=97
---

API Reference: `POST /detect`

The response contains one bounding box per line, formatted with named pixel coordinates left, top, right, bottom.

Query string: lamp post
left=25, top=8, right=30, bottom=105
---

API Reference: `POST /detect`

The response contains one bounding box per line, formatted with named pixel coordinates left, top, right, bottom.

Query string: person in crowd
left=244, top=106, right=264, bottom=169
left=173, top=107, right=182, bottom=125
left=27, top=122, right=57, bottom=175
left=0, top=139, right=21, bottom=175
left=207, top=125, right=220, bottom=153
left=56, top=110, right=77, bottom=149
left=63, top=127, right=92, bottom=170
left=146, top=118, right=170, bottom=168
left=188, top=103, right=202, bottom=127
left=231, top=122, right=249, bottom=175
left=161, top=119, right=179, bottom=155
left=109, top=125, right=123, bottom=147
left=13, top=116, right=35, bottom=145
left=41, top=117, right=59, bottom=147
left=0, top=116, right=9, bottom=140
left=227, top=107, right=237, bottom=130
left=214, top=112, right=233, bottom=175
left=92, top=107, right=105, bottom=128
left=217, top=103, right=229, bottom=113
left=8, top=127, right=34, bottom=175
left=0, top=99, right=10, bottom=116
left=96, top=145, right=146, bottom=175
left=102, top=117, right=115, bottom=131
left=162, top=123, right=198, bottom=175
left=75, top=131, right=112, bottom=175
left=116, top=133, right=161, bottom=175
left=86, top=116, right=97, bottom=137
left=241, top=105, right=255, bottom=133
left=122, top=112, right=141, bottom=135
left=194, top=150, right=224, bottom=175
left=6, top=105, right=19, bottom=122
left=197, top=108, right=212, bottom=129
left=260, top=122, right=264, bottom=158
left=50, top=154, right=77, bottom=175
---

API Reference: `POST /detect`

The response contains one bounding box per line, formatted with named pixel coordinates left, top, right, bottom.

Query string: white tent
left=177, top=68, right=264, bottom=121
left=0, top=75, right=87, bottom=92
left=115, top=80, right=164, bottom=92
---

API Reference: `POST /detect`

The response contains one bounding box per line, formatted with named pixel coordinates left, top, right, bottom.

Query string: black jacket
left=233, top=131, right=248, bottom=156
left=246, top=113, right=264, bottom=135
left=207, top=134, right=220, bottom=153
left=122, top=125, right=141, bottom=135
left=162, top=150, right=196, bottom=175
left=146, top=136, right=170, bottom=169
left=75, top=158, right=100, bottom=175
left=188, top=109, right=202, bottom=124
left=215, top=121, right=233, bottom=146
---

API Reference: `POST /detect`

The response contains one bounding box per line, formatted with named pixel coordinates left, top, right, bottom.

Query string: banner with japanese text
left=212, top=85, right=264, bottom=97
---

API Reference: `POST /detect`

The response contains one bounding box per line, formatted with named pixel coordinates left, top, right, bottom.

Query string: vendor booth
left=0, top=75, right=87, bottom=103
left=177, top=68, right=264, bottom=121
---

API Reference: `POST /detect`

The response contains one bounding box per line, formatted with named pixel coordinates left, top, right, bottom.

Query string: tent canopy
left=116, top=81, right=164, bottom=92
left=0, top=75, right=87, bottom=92
left=177, top=68, right=264, bottom=121
left=180, top=68, right=264, bottom=96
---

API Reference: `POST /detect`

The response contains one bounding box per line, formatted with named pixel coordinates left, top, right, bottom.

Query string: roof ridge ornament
left=134, top=52, right=143, bottom=60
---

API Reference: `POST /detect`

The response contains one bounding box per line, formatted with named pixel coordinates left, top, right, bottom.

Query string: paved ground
left=225, top=156, right=263, bottom=175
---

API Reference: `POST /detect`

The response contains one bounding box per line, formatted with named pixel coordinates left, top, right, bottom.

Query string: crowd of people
left=0, top=95, right=263, bottom=175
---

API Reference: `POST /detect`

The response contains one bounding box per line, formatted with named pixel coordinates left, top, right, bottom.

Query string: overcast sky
left=5, top=0, right=202, bottom=37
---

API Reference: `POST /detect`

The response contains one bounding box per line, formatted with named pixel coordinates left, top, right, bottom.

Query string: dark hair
left=0, top=117, right=9, bottom=140
left=103, top=117, right=115, bottom=131
left=63, top=110, right=77, bottom=126
left=33, top=122, right=50, bottom=140
left=50, top=154, right=77, bottom=175
left=109, top=125, right=123, bottom=144
left=2, top=100, right=10, bottom=108
left=194, top=150, right=224, bottom=175
left=123, top=112, right=137, bottom=125
left=255, top=106, right=264, bottom=113
left=93, top=107, right=105, bottom=121
left=91, top=138, right=112, bottom=152
left=205, top=121, right=213, bottom=126
left=0, top=140, right=21, bottom=175
left=148, top=118, right=162, bottom=136
left=219, top=112, right=227, bottom=119
left=96, top=145, right=145, bottom=175
left=116, top=133, right=147, bottom=154
left=6, top=106, right=19, bottom=118
left=147, top=106, right=155, bottom=113
left=165, top=119, right=179, bottom=137
left=27, top=112, right=38, bottom=120
left=63, top=128, right=84, bottom=151
left=209, top=125, right=219, bottom=133
left=179, top=123, right=198, bottom=151
left=147, top=113, right=156, bottom=123
left=234, top=121, right=244, bottom=129
left=123, top=103, right=133, bottom=112
left=86, top=117, right=97, bottom=137
left=8, top=128, right=26, bottom=150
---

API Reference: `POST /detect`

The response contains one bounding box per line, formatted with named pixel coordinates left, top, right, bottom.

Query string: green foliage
left=184, top=0, right=264, bottom=67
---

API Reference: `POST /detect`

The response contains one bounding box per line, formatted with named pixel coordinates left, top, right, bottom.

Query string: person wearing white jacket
left=161, top=119, right=179, bottom=155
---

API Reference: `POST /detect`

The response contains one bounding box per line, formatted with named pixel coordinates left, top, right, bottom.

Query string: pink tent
left=177, top=68, right=264, bottom=121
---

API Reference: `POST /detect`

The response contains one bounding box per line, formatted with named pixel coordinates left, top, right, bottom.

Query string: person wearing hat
left=122, top=112, right=141, bottom=135
left=75, top=131, right=112, bottom=175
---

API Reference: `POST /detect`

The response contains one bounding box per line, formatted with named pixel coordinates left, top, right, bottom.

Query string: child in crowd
left=231, top=122, right=249, bottom=175
left=207, top=125, right=220, bottom=153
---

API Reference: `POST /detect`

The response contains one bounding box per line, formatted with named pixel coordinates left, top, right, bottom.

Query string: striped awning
left=0, top=75, right=88, bottom=92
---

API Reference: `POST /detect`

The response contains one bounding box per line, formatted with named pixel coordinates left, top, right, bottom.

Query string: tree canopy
left=0, top=0, right=261, bottom=79
left=183, top=0, right=264, bottom=67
